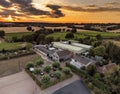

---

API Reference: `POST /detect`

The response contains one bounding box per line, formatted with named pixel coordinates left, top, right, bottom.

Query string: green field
left=0, top=42, right=32, bottom=51
left=5, top=32, right=33, bottom=41
left=47, top=32, right=86, bottom=40
left=47, top=31, right=120, bottom=40
left=79, top=31, right=120, bottom=38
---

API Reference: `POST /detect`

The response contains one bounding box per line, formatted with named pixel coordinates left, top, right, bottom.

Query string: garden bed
left=25, top=60, right=73, bottom=90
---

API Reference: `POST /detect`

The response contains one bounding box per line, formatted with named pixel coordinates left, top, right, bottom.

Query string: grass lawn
left=0, top=42, right=32, bottom=51
left=5, top=32, right=33, bottom=41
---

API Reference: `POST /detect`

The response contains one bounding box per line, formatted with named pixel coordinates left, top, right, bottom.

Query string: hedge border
left=0, top=52, right=36, bottom=60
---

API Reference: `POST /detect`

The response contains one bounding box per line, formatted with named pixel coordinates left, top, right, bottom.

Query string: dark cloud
left=62, top=5, right=120, bottom=12
left=0, top=9, right=27, bottom=18
left=0, top=0, right=12, bottom=8
left=46, top=4, right=65, bottom=18
left=0, top=0, right=65, bottom=18
left=9, top=0, right=64, bottom=18
left=10, top=0, right=49, bottom=15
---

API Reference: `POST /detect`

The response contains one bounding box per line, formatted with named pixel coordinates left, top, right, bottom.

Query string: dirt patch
left=0, top=27, right=40, bottom=33
left=108, top=29, right=120, bottom=33
left=0, top=54, right=40, bottom=78
left=109, top=40, right=120, bottom=47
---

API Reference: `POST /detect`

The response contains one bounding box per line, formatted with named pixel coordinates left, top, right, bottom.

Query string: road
left=0, top=71, right=80, bottom=94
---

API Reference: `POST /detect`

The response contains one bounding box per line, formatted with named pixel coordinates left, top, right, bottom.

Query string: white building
left=51, top=50, right=71, bottom=62
left=70, top=55, right=95, bottom=69
left=52, top=41, right=92, bottom=54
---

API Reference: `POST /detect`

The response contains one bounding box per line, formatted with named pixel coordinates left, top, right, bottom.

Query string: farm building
left=51, top=50, right=71, bottom=62
left=97, top=63, right=116, bottom=74
left=70, top=55, right=95, bottom=69
left=52, top=41, right=92, bottom=54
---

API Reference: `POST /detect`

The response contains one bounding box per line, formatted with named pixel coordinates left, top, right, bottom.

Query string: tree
left=52, top=62, right=60, bottom=68
left=36, top=59, right=44, bottom=66
left=12, top=36, right=18, bottom=42
left=41, top=75, right=50, bottom=84
left=63, top=67, right=71, bottom=74
left=0, top=30, right=5, bottom=38
left=71, top=28, right=77, bottom=33
left=36, top=34, right=46, bottom=44
left=65, top=33, right=74, bottom=39
left=86, top=64, right=96, bottom=76
left=22, top=35, right=33, bottom=42
left=93, top=46, right=106, bottom=57
left=26, top=26, right=32, bottom=31
left=96, top=34, right=103, bottom=40
left=54, top=71, right=61, bottom=79
left=94, top=73, right=101, bottom=80
left=45, top=36, right=54, bottom=44
left=26, top=62, right=34, bottom=69
left=44, top=66, right=51, bottom=73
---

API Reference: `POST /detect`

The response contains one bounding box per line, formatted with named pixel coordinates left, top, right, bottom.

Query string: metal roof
left=53, top=42, right=92, bottom=53
left=53, top=42, right=85, bottom=53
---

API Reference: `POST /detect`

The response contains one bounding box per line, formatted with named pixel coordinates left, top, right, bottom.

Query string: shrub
left=52, top=62, right=60, bottom=68
left=63, top=67, right=71, bottom=74
left=33, top=68, right=41, bottom=75
left=36, top=59, right=44, bottom=66
left=41, top=75, right=50, bottom=84
left=65, top=33, right=74, bottom=39
left=86, top=64, right=97, bottom=76
left=54, top=71, right=61, bottom=79
left=26, top=62, right=34, bottom=69
left=44, top=66, right=51, bottom=73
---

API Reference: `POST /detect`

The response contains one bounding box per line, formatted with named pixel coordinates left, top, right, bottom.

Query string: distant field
left=79, top=31, right=120, bottom=38
left=5, top=32, right=33, bottom=41
left=47, top=32, right=86, bottom=40
left=0, top=26, right=40, bottom=33
left=47, top=31, right=120, bottom=40
left=108, top=29, right=120, bottom=33
left=0, top=42, right=32, bottom=51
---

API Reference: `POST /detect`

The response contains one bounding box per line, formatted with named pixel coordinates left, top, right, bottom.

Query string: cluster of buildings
left=34, top=41, right=95, bottom=69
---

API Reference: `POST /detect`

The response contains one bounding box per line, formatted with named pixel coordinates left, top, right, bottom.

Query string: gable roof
left=74, top=55, right=95, bottom=65
left=56, top=50, right=71, bottom=57
left=97, top=63, right=116, bottom=74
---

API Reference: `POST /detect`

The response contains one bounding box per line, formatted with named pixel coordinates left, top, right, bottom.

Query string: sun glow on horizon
left=8, top=15, right=13, bottom=22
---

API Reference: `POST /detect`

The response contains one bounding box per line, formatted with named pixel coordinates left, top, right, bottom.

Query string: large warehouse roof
left=53, top=41, right=92, bottom=53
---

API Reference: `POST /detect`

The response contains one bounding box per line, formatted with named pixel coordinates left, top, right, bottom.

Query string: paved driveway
left=0, top=71, right=36, bottom=94
left=0, top=71, right=80, bottom=94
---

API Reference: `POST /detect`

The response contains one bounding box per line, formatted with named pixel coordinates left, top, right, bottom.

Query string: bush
left=86, top=64, right=97, bottom=76
left=65, top=33, right=74, bottom=39
left=41, top=75, right=50, bottom=84
left=54, top=71, right=61, bottom=79
left=63, top=67, right=71, bottom=74
left=44, top=66, right=51, bottom=73
left=52, top=62, right=60, bottom=68
left=26, top=62, right=34, bottom=69
left=33, top=68, right=41, bottom=75
left=36, top=59, right=44, bottom=66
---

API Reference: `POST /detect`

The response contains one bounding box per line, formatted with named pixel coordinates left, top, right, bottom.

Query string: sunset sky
left=0, top=0, right=120, bottom=23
